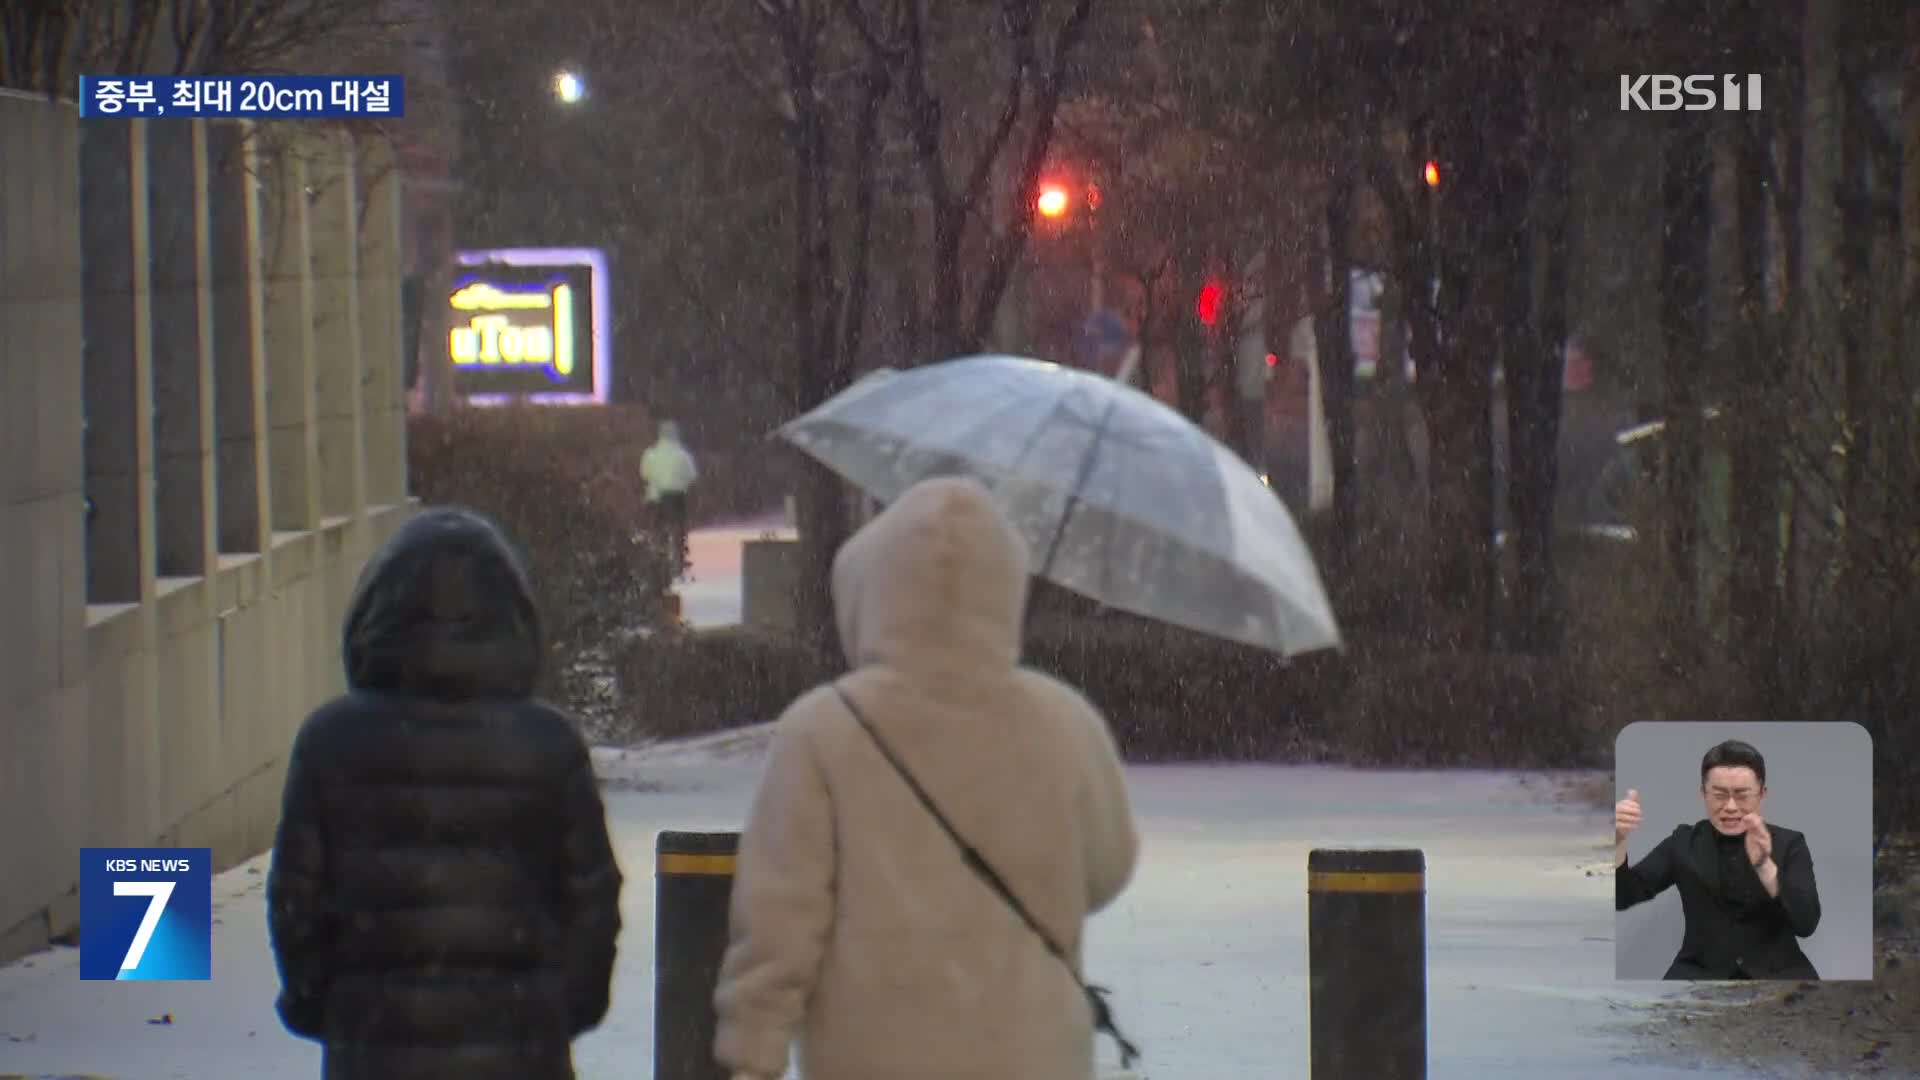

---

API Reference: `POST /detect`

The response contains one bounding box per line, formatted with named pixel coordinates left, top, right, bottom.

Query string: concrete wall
left=0, top=92, right=415, bottom=962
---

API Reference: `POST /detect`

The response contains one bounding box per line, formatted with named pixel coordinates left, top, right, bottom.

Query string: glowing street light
left=1036, top=183, right=1070, bottom=218
left=554, top=70, right=585, bottom=104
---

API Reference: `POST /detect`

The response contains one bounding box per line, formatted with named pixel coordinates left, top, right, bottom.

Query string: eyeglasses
left=1705, top=788, right=1760, bottom=807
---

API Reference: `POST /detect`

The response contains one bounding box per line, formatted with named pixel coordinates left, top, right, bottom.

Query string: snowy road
left=0, top=725, right=1779, bottom=1079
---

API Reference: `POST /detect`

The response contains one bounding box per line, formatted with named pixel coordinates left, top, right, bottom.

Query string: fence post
left=655, top=830, right=740, bottom=1080
left=1307, top=848, right=1426, bottom=1079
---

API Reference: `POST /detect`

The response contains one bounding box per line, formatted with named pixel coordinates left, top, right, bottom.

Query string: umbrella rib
left=999, top=404, right=1069, bottom=488
left=1002, top=384, right=1102, bottom=483
left=1037, top=394, right=1120, bottom=579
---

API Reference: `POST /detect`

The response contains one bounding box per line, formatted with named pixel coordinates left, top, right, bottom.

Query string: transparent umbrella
left=776, top=354, right=1341, bottom=656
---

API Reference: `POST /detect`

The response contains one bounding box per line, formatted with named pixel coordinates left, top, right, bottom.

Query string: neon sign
left=448, top=281, right=575, bottom=379
left=449, top=247, right=611, bottom=405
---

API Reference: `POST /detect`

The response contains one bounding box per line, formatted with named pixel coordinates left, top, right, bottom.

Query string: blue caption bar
left=78, top=75, right=405, bottom=119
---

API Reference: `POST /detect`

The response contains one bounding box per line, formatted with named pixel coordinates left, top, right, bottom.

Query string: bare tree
left=721, top=0, right=1100, bottom=646
left=835, top=0, right=1095, bottom=361
left=1055, top=85, right=1259, bottom=427
left=739, top=0, right=897, bottom=650
left=1, top=0, right=403, bottom=94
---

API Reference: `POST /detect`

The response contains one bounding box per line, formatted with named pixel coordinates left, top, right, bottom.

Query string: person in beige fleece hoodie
left=713, top=475, right=1141, bottom=1080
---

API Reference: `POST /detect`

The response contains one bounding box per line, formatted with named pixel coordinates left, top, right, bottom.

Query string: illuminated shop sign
left=449, top=247, right=611, bottom=404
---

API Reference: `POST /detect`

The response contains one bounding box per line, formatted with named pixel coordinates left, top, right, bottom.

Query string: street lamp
left=554, top=70, right=585, bottom=104
left=1036, top=183, right=1070, bottom=218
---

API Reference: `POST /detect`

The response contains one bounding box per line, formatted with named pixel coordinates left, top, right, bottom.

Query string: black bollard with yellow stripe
left=655, top=830, right=740, bottom=1080
left=1307, top=848, right=1426, bottom=1079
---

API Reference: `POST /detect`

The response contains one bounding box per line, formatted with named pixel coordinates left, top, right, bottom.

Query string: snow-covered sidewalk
left=0, top=726, right=1771, bottom=1079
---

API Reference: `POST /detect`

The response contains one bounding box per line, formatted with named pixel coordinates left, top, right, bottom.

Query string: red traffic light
left=1037, top=184, right=1070, bottom=218
left=1423, top=160, right=1441, bottom=188
left=1195, top=280, right=1226, bottom=327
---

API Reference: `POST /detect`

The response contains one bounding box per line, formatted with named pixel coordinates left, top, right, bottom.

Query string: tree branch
left=897, top=0, right=954, bottom=212
left=721, top=15, right=799, bottom=128
left=1357, top=137, right=1437, bottom=327
left=958, top=0, right=1036, bottom=212
left=839, top=51, right=894, bottom=379
left=967, top=0, right=1095, bottom=345
left=835, top=0, right=892, bottom=57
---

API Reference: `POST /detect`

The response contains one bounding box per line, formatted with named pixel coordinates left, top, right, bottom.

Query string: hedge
left=408, top=404, right=678, bottom=717
left=616, top=626, right=834, bottom=742
left=608, top=607, right=1611, bottom=769
left=1023, top=613, right=1345, bottom=761
left=1325, top=648, right=1606, bottom=768
left=609, top=613, right=1329, bottom=758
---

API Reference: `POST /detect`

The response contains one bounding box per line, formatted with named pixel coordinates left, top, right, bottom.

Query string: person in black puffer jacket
left=267, top=507, right=624, bottom=1080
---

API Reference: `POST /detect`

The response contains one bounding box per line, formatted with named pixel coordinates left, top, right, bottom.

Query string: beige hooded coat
left=713, top=477, right=1140, bottom=1080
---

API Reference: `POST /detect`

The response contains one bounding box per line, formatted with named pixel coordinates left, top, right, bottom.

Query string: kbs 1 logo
left=78, top=847, right=213, bottom=980
left=1620, top=74, right=1763, bottom=112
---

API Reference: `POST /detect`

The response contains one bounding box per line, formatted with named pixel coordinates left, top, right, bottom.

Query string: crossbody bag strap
left=830, top=682, right=1141, bottom=1068
left=830, top=684, right=1071, bottom=965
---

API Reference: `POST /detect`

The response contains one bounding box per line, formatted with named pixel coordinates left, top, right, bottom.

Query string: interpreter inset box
left=1612, top=721, right=1873, bottom=981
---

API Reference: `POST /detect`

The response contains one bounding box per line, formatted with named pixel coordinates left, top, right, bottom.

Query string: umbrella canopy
left=776, top=354, right=1341, bottom=656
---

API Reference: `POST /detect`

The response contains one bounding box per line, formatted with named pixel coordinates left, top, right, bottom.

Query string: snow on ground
left=0, top=724, right=1782, bottom=1079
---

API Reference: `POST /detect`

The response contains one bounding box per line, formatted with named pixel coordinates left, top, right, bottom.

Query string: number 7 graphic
left=114, top=881, right=175, bottom=972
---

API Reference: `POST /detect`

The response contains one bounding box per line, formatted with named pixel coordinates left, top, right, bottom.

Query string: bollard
left=655, top=830, right=740, bottom=1080
left=1307, top=848, right=1426, bottom=1080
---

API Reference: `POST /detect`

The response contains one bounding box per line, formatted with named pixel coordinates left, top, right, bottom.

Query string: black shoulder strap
left=831, top=682, right=1141, bottom=1068
left=831, top=683, right=1069, bottom=964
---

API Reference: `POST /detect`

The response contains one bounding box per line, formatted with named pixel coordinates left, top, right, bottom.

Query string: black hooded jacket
left=266, top=508, right=623, bottom=1080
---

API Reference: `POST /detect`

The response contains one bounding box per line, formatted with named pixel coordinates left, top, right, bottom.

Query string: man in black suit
left=1615, top=739, right=1822, bottom=979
